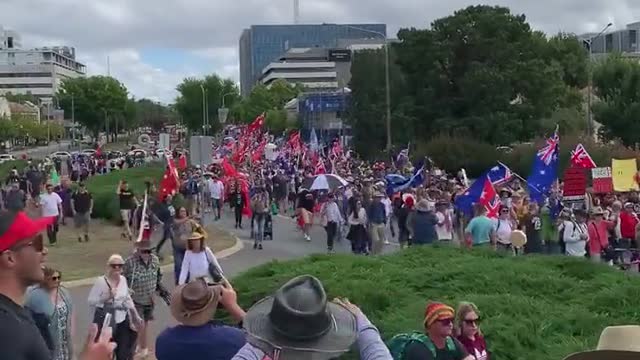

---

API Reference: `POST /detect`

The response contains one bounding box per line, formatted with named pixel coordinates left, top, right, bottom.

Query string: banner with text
left=591, top=167, right=613, bottom=194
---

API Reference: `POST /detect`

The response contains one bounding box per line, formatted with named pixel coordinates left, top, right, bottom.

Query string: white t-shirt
left=493, top=218, right=513, bottom=244
left=381, top=198, right=392, bottom=218
left=209, top=180, right=224, bottom=199
left=39, top=192, right=62, bottom=217
left=435, top=211, right=453, bottom=240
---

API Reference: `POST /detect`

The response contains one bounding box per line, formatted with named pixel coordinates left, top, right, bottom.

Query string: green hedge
left=228, top=246, right=640, bottom=360
left=85, top=164, right=164, bottom=222
left=418, top=134, right=639, bottom=178
left=0, top=160, right=29, bottom=181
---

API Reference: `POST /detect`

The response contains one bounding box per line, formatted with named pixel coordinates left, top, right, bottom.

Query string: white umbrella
left=302, top=174, right=349, bottom=191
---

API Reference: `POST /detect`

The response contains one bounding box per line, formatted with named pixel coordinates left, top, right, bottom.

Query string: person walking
left=88, top=254, right=142, bottom=360
left=25, top=267, right=74, bottom=360
left=321, top=193, right=343, bottom=253
left=251, top=189, right=269, bottom=250
left=116, top=180, right=137, bottom=241
left=71, top=182, right=93, bottom=243
left=178, top=232, right=225, bottom=285
left=347, top=199, right=368, bottom=255
left=229, top=184, right=245, bottom=229
left=367, top=192, right=387, bottom=255
left=38, top=183, right=63, bottom=246
left=209, top=175, right=225, bottom=220
left=409, top=200, right=439, bottom=246
left=122, top=241, right=167, bottom=359
left=153, top=195, right=176, bottom=260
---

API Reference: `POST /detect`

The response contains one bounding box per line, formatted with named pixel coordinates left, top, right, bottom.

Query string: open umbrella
left=302, top=174, right=348, bottom=191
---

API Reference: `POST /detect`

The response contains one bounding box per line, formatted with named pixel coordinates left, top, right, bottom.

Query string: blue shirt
left=368, top=201, right=386, bottom=224
left=156, top=321, right=246, bottom=360
left=465, top=215, right=494, bottom=245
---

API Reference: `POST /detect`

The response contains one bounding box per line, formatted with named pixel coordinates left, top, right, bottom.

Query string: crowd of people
left=0, top=125, right=637, bottom=360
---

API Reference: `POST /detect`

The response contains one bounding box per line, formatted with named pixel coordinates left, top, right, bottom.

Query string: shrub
left=229, top=246, right=640, bottom=360
left=415, top=135, right=499, bottom=176
left=416, top=134, right=640, bottom=178
left=85, top=164, right=164, bottom=222
left=0, top=160, right=28, bottom=180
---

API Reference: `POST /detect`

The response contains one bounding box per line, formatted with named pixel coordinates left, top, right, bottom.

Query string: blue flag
left=454, top=175, right=487, bottom=217
left=487, top=162, right=514, bottom=185
left=386, top=163, right=424, bottom=194
left=527, top=130, right=559, bottom=204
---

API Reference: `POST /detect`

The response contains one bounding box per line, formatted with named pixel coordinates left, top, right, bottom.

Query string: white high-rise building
left=0, top=26, right=86, bottom=98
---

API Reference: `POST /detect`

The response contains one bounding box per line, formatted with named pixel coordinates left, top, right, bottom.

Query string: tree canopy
left=592, top=55, right=640, bottom=146
left=174, top=75, right=239, bottom=134
left=348, top=5, right=589, bottom=156
left=56, top=76, right=130, bottom=139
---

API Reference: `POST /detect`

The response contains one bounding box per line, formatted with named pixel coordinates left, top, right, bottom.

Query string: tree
left=133, top=98, right=175, bottom=131
left=232, top=79, right=301, bottom=132
left=347, top=47, right=414, bottom=158
left=592, top=54, right=640, bottom=146
left=56, top=76, right=130, bottom=140
left=174, top=75, right=239, bottom=134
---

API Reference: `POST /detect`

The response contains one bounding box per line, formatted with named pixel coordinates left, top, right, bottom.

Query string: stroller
left=263, top=213, right=273, bottom=240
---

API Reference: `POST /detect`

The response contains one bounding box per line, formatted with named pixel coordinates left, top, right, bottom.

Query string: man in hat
left=232, top=275, right=392, bottom=360
left=122, top=239, right=166, bottom=358
left=368, top=192, right=388, bottom=255
left=156, top=279, right=246, bottom=360
left=400, top=302, right=471, bottom=360
left=564, top=325, right=640, bottom=360
left=321, top=193, right=343, bottom=253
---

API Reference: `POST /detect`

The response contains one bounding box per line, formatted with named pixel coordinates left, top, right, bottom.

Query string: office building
left=580, top=22, right=640, bottom=57
left=0, top=26, right=86, bottom=98
left=239, top=23, right=386, bottom=96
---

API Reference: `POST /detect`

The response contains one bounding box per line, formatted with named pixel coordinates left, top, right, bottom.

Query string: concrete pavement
left=68, top=210, right=398, bottom=355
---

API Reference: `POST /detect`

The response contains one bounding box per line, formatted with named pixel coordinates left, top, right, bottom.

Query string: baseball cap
left=0, top=211, right=53, bottom=252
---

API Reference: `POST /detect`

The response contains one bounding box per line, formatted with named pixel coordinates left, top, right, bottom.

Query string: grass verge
left=50, top=221, right=236, bottom=282
left=229, top=245, right=640, bottom=360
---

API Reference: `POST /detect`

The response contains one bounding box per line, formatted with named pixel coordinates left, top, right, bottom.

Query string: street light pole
left=71, top=94, right=75, bottom=146
left=200, top=84, right=207, bottom=135
left=329, top=24, right=391, bottom=151
left=586, top=22, right=613, bottom=139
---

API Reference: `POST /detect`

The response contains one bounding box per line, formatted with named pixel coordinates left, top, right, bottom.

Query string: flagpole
left=496, top=161, right=543, bottom=194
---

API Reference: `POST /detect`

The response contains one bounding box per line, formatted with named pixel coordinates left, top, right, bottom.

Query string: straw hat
left=509, top=230, right=527, bottom=249
left=591, top=207, right=605, bottom=216
left=564, top=326, right=640, bottom=360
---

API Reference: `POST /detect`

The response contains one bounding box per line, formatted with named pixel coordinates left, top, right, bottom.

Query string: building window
left=630, top=30, right=637, bottom=50
left=0, top=83, right=53, bottom=89
left=0, top=72, right=51, bottom=78
left=606, top=34, right=614, bottom=52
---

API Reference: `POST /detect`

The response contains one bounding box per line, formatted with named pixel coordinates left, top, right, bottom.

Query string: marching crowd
left=0, top=130, right=638, bottom=360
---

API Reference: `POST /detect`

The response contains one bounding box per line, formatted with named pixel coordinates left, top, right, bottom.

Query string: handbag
left=205, top=247, right=224, bottom=284
left=92, top=277, right=117, bottom=329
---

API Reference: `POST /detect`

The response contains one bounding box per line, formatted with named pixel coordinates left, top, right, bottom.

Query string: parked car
left=81, top=149, right=97, bottom=156
left=50, top=151, right=72, bottom=159
left=0, top=154, right=16, bottom=164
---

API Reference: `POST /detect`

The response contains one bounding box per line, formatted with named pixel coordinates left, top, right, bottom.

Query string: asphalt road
left=9, top=140, right=72, bottom=159
left=67, top=210, right=398, bottom=355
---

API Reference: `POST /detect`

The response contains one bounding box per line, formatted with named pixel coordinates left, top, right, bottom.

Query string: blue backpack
left=388, top=332, right=456, bottom=360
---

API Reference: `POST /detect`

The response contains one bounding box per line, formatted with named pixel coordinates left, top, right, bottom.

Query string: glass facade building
left=239, top=23, right=386, bottom=97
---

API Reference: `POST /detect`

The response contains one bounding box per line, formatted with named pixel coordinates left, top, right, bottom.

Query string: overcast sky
left=0, top=0, right=632, bottom=103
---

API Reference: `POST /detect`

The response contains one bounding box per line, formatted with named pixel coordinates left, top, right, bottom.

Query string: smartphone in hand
left=96, top=313, right=112, bottom=342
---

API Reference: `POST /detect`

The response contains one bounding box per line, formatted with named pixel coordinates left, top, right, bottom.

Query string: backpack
left=388, top=332, right=456, bottom=359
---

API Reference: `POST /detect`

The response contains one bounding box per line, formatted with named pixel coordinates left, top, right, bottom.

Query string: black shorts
left=135, top=303, right=155, bottom=322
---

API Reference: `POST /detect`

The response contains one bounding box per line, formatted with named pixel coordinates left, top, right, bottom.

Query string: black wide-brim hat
left=243, top=284, right=357, bottom=359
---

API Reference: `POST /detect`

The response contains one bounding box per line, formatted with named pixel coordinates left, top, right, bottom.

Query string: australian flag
left=454, top=175, right=500, bottom=218
left=487, top=162, right=513, bottom=186
left=527, top=129, right=560, bottom=204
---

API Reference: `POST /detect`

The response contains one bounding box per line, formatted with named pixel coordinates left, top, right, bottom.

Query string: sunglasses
left=464, top=318, right=480, bottom=326
left=109, top=264, right=123, bottom=269
left=9, top=234, right=44, bottom=253
left=51, top=275, right=61, bottom=281
left=437, top=318, right=453, bottom=326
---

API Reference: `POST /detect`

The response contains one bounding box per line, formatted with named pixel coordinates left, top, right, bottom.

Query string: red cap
left=0, top=212, right=54, bottom=252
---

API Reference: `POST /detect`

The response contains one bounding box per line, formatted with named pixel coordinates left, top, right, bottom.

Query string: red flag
left=159, top=153, right=180, bottom=200
left=178, top=153, right=187, bottom=170
left=248, top=113, right=265, bottom=133
left=478, top=177, right=500, bottom=218
left=222, top=158, right=238, bottom=177
left=251, top=139, right=267, bottom=163
left=570, top=143, right=597, bottom=169
left=314, top=157, right=326, bottom=175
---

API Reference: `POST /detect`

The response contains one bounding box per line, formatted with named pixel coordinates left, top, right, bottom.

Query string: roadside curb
left=63, top=232, right=245, bottom=288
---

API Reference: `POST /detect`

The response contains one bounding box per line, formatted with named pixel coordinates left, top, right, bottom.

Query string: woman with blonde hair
left=454, top=302, right=489, bottom=360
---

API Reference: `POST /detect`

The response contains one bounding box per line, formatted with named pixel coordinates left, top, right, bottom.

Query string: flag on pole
left=159, top=152, right=180, bottom=200
left=527, top=128, right=560, bottom=203
left=570, top=143, right=597, bottom=169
